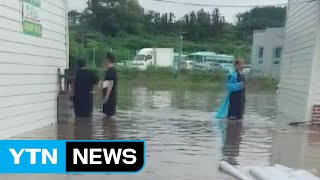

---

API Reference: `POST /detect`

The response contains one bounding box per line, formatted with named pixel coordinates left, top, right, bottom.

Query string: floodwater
left=5, top=84, right=320, bottom=179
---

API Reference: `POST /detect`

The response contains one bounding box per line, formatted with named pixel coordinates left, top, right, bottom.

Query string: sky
left=67, top=0, right=287, bottom=23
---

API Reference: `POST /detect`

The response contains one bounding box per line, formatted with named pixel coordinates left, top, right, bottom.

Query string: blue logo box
left=0, top=140, right=146, bottom=174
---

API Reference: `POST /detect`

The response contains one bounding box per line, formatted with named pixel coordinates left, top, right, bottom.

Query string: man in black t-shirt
left=103, top=53, right=118, bottom=118
left=73, top=58, right=99, bottom=117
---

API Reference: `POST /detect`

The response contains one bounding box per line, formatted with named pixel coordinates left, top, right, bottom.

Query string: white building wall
left=278, top=0, right=320, bottom=123
left=0, top=0, right=68, bottom=138
left=251, top=30, right=265, bottom=77
left=251, top=28, right=284, bottom=80
left=265, top=28, right=284, bottom=80
left=307, top=11, right=320, bottom=121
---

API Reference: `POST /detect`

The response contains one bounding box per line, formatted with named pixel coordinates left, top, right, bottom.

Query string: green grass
left=115, top=66, right=226, bottom=90
left=89, top=66, right=277, bottom=91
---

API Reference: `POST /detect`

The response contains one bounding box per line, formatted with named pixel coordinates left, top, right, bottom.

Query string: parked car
left=173, top=55, right=187, bottom=70
left=192, top=62, right=229, bottom=74
left=192, top=62, right=208, bottom=71
left=209, top=62, right=229, bottom=74
left=186, top=61, right=196, bottom=69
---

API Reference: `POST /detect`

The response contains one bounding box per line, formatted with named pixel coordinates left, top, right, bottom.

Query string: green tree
left=236, top=6, right=286, bottom=41
left=87, top=0, right=145, bottom=36
left=68, top=10, right=81, bottom=26
left=68, top=1, right=286, bottom=65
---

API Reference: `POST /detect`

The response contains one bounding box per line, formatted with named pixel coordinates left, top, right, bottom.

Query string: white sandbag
left=236, top=166, right=257, bottom=180
left=219, top=161, right=253, bottom=180
left=274, top=164, right=294, bottom=174
left=249, top=167, right=272, bottom=180
left=265, top=167, right=291, bottom=180
left=223, top=163, right=320, bottom=180
left=289, top=170, right=320, bottom=180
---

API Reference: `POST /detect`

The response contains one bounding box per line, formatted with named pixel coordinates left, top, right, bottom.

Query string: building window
left=274, top=47, right=282, bottom=58
left=258, top=47, right=264, bottom=64
left=274, top=47, right=282, bottom=64
left=195, top=55, right=203, bottom=63
left=258, top=47, right=264, bottom=58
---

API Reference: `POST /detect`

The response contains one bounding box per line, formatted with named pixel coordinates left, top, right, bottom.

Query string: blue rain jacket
left=214, top=70, right=244, bottom=119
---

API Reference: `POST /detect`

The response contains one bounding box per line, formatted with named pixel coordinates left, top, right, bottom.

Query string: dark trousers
left=228, top=92, right=245, bottom=120
left=103, top=100, right=116, bottom=117
left=73, top=94, right=93, bottom=117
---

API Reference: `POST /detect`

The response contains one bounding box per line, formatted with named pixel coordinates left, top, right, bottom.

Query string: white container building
left=278, top=0, right=320, bottom=123
left=251, top=27, right=285, bottom=80
left=0, top=0, right=68, bottom=138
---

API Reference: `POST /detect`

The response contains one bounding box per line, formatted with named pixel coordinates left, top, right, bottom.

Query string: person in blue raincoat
left=215, top=59, right=246, bottom=120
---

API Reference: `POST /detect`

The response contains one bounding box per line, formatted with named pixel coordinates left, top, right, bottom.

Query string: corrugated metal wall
left=0, top=0, right=68, bottom=138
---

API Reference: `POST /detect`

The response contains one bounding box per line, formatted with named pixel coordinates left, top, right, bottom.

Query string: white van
left=132, top=48, right=174, bottom=70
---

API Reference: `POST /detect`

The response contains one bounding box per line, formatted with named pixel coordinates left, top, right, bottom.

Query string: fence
left=57, top=68, right=74, bottom=123
left=70, top=47, right=138, bottom=70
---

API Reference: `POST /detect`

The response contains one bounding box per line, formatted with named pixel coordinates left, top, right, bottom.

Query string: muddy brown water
left=4, top=85, right=320, bottom=179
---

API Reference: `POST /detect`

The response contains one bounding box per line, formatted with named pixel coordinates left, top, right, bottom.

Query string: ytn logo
left=9, top=149, right=58, bottom=165
left=0, top=140, right=145, bottom=174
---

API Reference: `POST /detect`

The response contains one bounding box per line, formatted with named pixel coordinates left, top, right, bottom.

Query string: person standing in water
left=215, top=59, right=246, bottom=121
left=73, top=58, right=99, bottom=117
left=227, top=59, right=246, bottom=120
left=103, top=53, right=118, bottom=118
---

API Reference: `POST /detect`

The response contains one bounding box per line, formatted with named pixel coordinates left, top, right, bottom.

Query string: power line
left=150, top=0, right=318, bottom=8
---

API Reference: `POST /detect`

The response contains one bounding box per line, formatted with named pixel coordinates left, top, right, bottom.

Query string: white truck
left=132, top=48, right=174, bottom=70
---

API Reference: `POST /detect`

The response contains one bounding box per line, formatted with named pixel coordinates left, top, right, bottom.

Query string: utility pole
left=81, top=34, right=85, bottom=48
left=177, top=32, right=186, bottom=76
left=76, top=46, right=79, bottom=58
left=92, top=47, right=96, bottom=68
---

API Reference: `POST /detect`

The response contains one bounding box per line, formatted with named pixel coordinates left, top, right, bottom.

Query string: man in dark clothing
left=103, top=53, right=118, bottom=118
left=215, top=59, right=246, bottom=120
left=227, top=59, right=246, bottom=120
left=73, top=59, right=99, bottom=117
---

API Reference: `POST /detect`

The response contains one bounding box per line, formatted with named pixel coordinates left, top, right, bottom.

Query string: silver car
left=193, top=62, right=228, bottom=74
left=210, top=62, right=227, bottom=72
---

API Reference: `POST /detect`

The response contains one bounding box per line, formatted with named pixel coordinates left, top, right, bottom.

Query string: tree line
left=68, top=0, right=286, bottom=66
left=69, top=0, right=285, bottom=40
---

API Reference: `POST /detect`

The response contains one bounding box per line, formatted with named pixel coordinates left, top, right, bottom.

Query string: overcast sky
left=67, top=0, right=287, bottom=23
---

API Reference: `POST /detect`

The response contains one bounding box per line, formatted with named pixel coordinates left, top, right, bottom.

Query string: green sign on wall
left=21, top=0, right=42, bottom=37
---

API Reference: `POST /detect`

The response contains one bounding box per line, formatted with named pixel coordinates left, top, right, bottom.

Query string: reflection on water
left=221, top=121, right=243, bottom=166
left=57, top=117, right=119, bottom=140
left=270, top=128, right=307, bottom=169
left=6, top=84, right=320, bottom=179
left=74, top=117, right=93, bottom=140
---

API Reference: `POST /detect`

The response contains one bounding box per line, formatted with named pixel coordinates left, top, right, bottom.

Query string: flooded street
left=5, top=84, right=320, bottom=179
